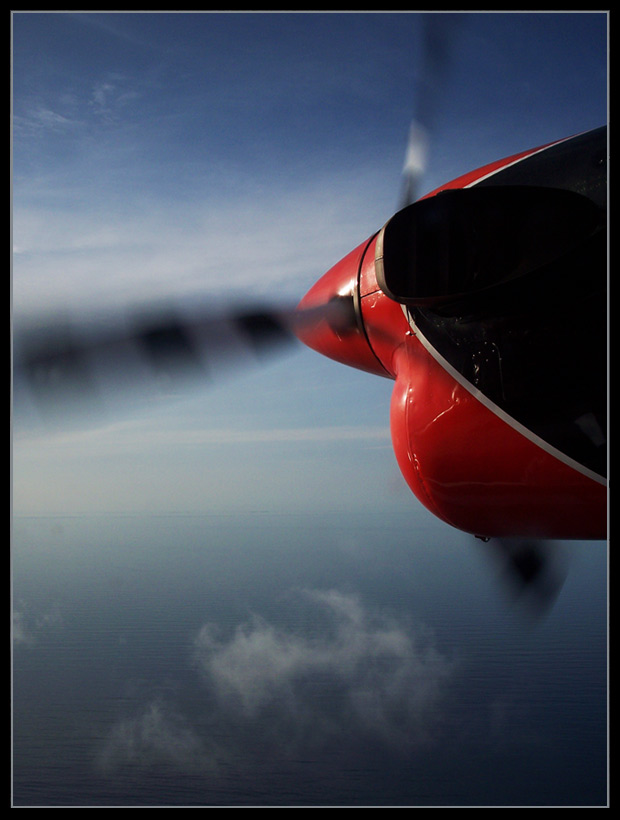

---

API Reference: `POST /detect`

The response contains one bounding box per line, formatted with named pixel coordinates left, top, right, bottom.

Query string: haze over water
left=12, top=512, right=607, bottom=806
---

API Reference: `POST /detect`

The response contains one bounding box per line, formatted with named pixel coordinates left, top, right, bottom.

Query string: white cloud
left=193, top=589, right=454, bottom=751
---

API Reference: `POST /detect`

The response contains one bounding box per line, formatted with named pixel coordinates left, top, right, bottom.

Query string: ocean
left=12, top=511, right=608, bottom=806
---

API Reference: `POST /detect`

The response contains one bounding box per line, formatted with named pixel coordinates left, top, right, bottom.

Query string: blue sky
left=12, top=11, right=608, bottom=517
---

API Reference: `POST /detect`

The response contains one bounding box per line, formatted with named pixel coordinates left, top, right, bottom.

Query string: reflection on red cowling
left=389, top=341, right=607, bottom=540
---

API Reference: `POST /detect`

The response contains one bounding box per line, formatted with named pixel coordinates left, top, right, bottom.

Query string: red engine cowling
left=296, top=128, right=607, bottom=540
left=296, top=229, right=606, bottom=540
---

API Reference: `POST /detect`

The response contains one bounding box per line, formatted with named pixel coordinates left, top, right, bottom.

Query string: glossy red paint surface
left=389, top=337, right=606, bottom=539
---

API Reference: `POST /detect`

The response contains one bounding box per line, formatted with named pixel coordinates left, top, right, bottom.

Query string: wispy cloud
left=88, top=76, right=141, bottom=122
left=97, top=590, right=455, bottom=779
left=12, top=162, right=385, bottom=317
left=14, top=106, right=82, bottom=134
left=193, top=589, right=454, bottom=752
left=13, top=75, right=140, bottom=142
left=97, top=699, right=218, bottom=776
left=12, top=603, right=63, bottom=646
left=12, top=610, right=33, bottom=646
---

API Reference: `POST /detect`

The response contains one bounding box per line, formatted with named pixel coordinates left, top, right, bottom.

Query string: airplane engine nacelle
left=296, top=126, right=607, bottom=541
left=389, top=338, right=607, bottom=541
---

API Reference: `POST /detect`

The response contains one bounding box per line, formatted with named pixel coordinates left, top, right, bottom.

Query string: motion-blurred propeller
left=399, top=14, right=458, bottom=208
left=13, top=15, right=458, bottom=429
left=482, top=538, right=570, bottom=618
left=12, top=298, right=353, bottom=427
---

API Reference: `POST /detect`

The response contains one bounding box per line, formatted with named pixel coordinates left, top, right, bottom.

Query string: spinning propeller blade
left=13, top=14, right=457, bottom=428
left=399, top=14, right=458, bottom=208
left=483, top=539, right=570, bottom=618
left=13, top=299, right=351, bottom=425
